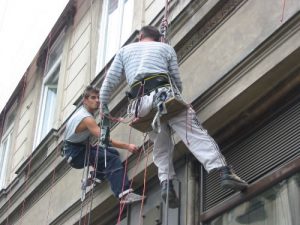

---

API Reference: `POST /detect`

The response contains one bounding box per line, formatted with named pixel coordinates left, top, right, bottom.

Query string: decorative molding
left=191, top=11, right=300, bottom=124
left=175, top=0, right=246, bottom=62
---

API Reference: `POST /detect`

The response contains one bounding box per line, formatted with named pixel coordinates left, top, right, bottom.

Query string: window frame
left=96, top=0, right=134, bottom=72
left=0, top=116, right=14, bottom=189
left=34, top=32, right=65, bottom=147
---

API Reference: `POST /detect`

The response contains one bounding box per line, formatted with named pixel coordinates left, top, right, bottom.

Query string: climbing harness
left=127, top=0, right=188, bottom=133
left=128, top=73, right=188, bottom=133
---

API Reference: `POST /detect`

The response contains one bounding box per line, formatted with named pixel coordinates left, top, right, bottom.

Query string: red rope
left=117, top=144, right=144, bottom=224
left=138, top=139, right=150, bottom=225
left=19, top=153, right=33, bottom=224
left=45, top=144, right=61, bottom=224
left=280, top=0, right=286, bottom=22
left=86, top=143, right=101, bottom=224
left=19, top=24, right=53, bottom=224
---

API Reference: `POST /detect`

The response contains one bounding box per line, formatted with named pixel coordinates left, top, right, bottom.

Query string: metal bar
left=200, top=156, right=300, bottom=222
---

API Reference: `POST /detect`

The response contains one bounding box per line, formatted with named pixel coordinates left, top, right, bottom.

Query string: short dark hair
left=140, top=25, right=162, bottom=42
left=83, top=85, right=99, bottom=99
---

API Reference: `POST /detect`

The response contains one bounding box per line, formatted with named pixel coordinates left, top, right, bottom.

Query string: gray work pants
left=148, top=107, right=227, bottom=182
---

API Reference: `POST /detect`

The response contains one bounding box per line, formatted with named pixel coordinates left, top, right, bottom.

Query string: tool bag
left=127, top=74, right=188, bottom=133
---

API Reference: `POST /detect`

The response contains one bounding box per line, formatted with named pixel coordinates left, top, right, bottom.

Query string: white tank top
left=64, top=106, right=93, bottom=143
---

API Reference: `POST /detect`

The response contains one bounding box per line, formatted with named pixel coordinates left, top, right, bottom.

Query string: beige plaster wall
left=179, top=0, right=300, bottom=117
left=61, top=0, right=101, bottom=123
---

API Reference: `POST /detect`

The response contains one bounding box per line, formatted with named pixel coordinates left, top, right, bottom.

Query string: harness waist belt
left=127, top=74, right=170, bottom=99
left=64, top=140, right=86, bottom=147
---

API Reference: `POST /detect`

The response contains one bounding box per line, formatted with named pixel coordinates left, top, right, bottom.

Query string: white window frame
left=34, top=58, right=60, bottom=146
left=34, top=32, right=65, bottom=147
left=96, top=0, right=134, bottom=72
left=0, top=120, right=14, bottom=190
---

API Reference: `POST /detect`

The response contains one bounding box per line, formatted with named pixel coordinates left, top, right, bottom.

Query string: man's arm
left=100, top=51, right=124, bottom=105
left=83, top=117, right=138, bottom=152
left=83, top=117, right=101, bottom=137
left=111, top=139, right=139, bottom=153
left=168, top=47, right=183, bottom=93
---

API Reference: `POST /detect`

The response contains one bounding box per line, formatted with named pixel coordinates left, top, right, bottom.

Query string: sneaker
left=90, top=171, right=105, bottom=182
left=219, top=166, right=248, bottom=191
left=161, top=180, right=180, bottom=208
left=81, top=177, right=102, bottom=190
left=120, top=192, right=145, bottom=204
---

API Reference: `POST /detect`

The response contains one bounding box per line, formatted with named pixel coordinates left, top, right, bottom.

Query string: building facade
left=0, top=0, right=299, bottom=224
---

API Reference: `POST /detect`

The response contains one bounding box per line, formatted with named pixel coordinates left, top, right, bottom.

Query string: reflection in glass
left=209, top=173, right=300, bottom=225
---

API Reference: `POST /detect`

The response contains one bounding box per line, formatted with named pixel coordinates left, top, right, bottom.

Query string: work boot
left=161, top=180, right=180, bottom=208
left=219, top=166, right=248, bottom=191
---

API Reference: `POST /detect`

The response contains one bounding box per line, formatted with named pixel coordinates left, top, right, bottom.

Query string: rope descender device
left=100, top=104, right=110, bottom=168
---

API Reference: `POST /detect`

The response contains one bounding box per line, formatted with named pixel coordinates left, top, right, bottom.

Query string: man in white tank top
left=63, top=85, right=144, bottom=204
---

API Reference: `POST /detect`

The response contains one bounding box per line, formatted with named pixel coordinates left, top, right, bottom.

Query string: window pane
left=0, top=140, right=8, bottom=174
left=104, top=4, right=120, bottom=63
left=40, top=86, right=57, bottom=139
left=108, top=0, right=118, bottom=14
left=45, top=32, right=65, bottom=74
left=99, top=0, right=134, bottom=67
left=208, top=173, right=300, bottom=225
left=120, top=0, right=133, bottom=44
left=3, top=104, right=16, bottom=133
left=0, top=133, right=11, bottom=188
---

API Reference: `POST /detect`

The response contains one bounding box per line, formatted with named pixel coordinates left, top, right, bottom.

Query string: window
left=0, top=104, right=16, bottom=189
left=208, top=173, right=300, bottom=225
left=96, top=0, right=134, bottom=72
left=35, top=32, right=64, bottom=145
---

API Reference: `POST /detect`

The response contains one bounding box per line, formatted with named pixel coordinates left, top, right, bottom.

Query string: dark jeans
left=63, top=142, right=130, bottom=197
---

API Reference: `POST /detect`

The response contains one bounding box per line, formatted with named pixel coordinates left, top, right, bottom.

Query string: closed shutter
left=203, top=97, right=300, bottom=211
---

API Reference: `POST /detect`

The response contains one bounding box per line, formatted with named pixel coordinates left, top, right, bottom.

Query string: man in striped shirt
left=100, top=26, right=248, bottom=208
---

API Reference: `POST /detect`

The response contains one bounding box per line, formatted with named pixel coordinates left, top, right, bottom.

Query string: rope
left=117, top=125, right=134, bottom=224
left=79, top=142, right=91, bottom=225
left=17, top=10, right=56, bottom=222
left=117, top=142, right=145, bottom=224
left=87, top=136, right=102, bottom=224
left=17, top=70, right=33, bottom=225
left=19, top=150, right=33, bottom=225
left=118, top=150, right=145, bottom=223
left=45, top=144, right=62, bottom=224
left=280, top=0, right=286, bottom=22
left=138, top=134, right=150, bottom=225
left=79, top=1, right=96, bottom=224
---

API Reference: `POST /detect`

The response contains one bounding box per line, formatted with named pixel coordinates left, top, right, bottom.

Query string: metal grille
left=203, top=98, right=300, bottom=211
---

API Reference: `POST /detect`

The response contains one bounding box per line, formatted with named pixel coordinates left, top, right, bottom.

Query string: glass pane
left=40, top=87, right=57, bottom=139
left=0, top=133, right=11, bottom=188
left=45, top=32, right=64, bottom=74
left=104, top=4, right=120, bottom=63
left=3, top=103, right=16, bottom=133
left=108, top=0, right=118, bottom=14
left=0, top=139, right=8, bottom=174
left=208, top=173, right=300, bottom=225
left=120, top=0, right=133, bottom=44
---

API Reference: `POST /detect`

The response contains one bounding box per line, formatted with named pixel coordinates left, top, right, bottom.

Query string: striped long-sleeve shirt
left=100, top=41, right=182, bottom=104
